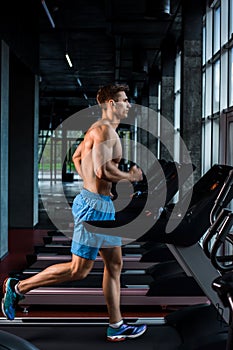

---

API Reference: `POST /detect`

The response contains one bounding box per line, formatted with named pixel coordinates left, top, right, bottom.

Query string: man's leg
left=17, top=254, right=94, bottom=293
left=2, top=254, right=94, bottom=320
left=99, top=246, right=147, bottom=342
left=99, top=246, right=123, bottom=324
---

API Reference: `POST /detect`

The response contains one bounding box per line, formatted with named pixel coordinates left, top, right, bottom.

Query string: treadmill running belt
left=0, top=325, right=181, bottom=350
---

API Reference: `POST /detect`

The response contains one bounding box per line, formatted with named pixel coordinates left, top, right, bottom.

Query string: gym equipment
left=147, top=168, right=233, bottom=299
left=14, top=267, right=154, bottom=289
left=124, top=160, right=195, bottom=220
left=212, top=272, right=233, bottom=350
left=2, top=165, right=233, bottom=349
left=12, top=164, right=232, bottom=308
left=0, top=330, right=39, bottom=350
left=81, top=164, right=233, bottom=317
left=83, top=164, right=233, bottom=242
left=137, top=164, right=233, bottom=245
left=0, top=299, right=228, bottom=350
left=26, top=251, right=153, bottom=269
left=204, top=208, right=233, bottom=272
left=0, top=319, right=187, bottom=350
left=202, top=167, right=233, bottom=265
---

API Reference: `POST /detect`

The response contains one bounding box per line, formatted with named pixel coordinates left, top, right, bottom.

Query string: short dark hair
left=97, top=84, right=129, bottom=104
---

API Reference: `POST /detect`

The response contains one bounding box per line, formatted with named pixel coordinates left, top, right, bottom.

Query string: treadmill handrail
left=212, top=272, right=233, bottom=350
left=210, top=211, right=233, bottom=272
left=203, top=208, right=232, bottom=259
left=210, top=169, right=233, bottom=225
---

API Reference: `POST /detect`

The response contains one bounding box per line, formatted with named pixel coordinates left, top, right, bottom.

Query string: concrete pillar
left=0, top=41, right=9, bottom=258
left=34, top=76, right=39, bottom=225
left=181, top=0, right=204, bottom=179
left=8, top=53, right=39, bottom=228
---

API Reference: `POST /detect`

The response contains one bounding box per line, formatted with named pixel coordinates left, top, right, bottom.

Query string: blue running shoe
left=1, top=278, right=24, bottom=320
left=107, top=323, right=147, bottom=342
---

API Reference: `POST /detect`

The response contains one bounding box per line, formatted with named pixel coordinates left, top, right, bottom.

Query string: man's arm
left=72, top=141, right=83, bottom=178
left=92, top=126, right=142, bottom=183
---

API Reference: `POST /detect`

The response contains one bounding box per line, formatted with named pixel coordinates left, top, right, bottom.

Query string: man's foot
left=1, top=278, right=24, bottom=320
left=107, top=323, right=147, bottom=342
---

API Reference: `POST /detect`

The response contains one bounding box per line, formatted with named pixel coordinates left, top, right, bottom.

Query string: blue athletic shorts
left=71, top=189, right=122, bottom=260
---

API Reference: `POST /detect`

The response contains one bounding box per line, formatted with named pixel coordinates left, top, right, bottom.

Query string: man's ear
left=109, top=99, right=116, bottom=106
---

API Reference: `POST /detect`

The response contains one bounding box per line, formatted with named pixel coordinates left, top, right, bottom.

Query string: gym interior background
left=0, top=0, right=233, bottom=324
left=1, top=0, right=233, bottom=349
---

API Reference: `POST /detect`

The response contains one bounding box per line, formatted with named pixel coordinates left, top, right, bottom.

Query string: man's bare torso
left=79, top=120, right=122, bottom=196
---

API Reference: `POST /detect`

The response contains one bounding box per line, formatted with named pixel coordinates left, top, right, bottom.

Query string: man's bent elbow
left=95, top=167, right=104, bottom=179
left=95, top=167, right=109, bottom=180
left=72, top=155, right=78, bottom=163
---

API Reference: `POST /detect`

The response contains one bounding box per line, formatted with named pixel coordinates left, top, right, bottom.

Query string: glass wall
left=38, top=129, right=83, bottom=182
left=202, top=0, right=232, bottom=173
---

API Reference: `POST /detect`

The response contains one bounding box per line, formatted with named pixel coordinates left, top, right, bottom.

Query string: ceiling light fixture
left=41, top=0, right=55, bottom=28
left=77, top=78, right=82, bottom=87
left=65, top=53, right=73, bottom=67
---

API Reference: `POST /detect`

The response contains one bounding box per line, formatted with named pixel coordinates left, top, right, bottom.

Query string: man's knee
left=105, top=258, right=123, bottom=276
left=70, top=256, right=93, bottom=280
left=70, top=267, right=89, bottom=280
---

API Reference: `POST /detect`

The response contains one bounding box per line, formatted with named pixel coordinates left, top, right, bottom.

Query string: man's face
left=113, top=91, right=131, bottom=119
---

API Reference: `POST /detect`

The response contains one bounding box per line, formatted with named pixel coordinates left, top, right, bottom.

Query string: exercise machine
left=0, top=330, right=39, bottom=350
left=213, top=272, right=233, bottom=350
left=13, top=165, right=232, bottom=308
left=2, top=165, right=233, bottom=349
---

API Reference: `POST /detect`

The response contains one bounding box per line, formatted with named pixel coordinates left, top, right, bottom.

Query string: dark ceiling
left=39, top=0, right=182, bottom=128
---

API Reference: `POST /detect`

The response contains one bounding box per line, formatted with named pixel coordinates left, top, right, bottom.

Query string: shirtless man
left=1, top=84, right=147, bottom=342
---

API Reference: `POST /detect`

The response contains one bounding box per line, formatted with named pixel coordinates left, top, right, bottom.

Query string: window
left=213, top=59, right=220, bottom=113
left=203, top=23, right=206, bottom=64
left=202, top=72, right=206, bottom=117
left=227, top=119, right=233, bottom=164
left=39, top=129, right=83, bottom=181
left=230, top=0, right=233, bottom=37
left=202, top=2, right=230, bottom=173
left=229, top=47, right=233, bottom=105
left=213, top=5, right=221, bottom=54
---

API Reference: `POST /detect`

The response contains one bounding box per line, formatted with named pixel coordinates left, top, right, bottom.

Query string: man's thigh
left=71, top=253, right=95, bottom=272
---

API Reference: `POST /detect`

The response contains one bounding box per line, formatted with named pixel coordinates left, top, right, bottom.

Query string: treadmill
left=145, top=166, right=233, bottom=298
left=2, top=168, right=233, bottom=349
left=213, top=272, right=233, bottom=350
left=14, top=164, right=233, bottom=308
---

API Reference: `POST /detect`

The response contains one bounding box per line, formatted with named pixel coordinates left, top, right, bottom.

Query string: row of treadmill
left=2, top=160, right=233, bottom=349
